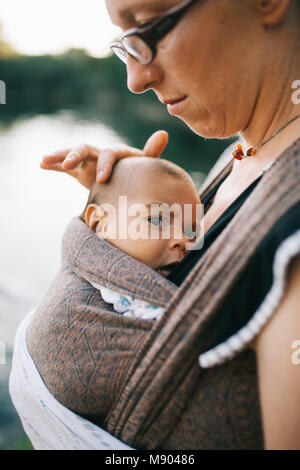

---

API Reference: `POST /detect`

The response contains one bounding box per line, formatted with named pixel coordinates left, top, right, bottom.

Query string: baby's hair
left=80, top=157, right=193, bottom=222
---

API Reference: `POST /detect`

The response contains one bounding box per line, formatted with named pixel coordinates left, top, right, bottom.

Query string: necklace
left=232, top=114, right=300, bottom=160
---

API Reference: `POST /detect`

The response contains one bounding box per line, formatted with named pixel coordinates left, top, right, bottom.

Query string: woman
left=16, top=0, right=300, bottom=449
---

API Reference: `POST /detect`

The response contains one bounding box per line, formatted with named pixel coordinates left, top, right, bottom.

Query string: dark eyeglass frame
left=111, top=0, right=200, bottom=65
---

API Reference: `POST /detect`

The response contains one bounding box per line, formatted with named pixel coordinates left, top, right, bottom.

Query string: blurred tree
left=0, top=23, right=19, bottom=57
left=0, top=46, right=234, bottom=172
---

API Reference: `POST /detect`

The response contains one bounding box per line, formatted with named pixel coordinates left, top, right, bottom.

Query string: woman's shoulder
left=198, top=200, right=300, bottom=368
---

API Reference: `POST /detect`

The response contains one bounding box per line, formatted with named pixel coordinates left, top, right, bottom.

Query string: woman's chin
left=185, top=120, right=223, bottom=139
left=180, top=111, right=225, bottom=139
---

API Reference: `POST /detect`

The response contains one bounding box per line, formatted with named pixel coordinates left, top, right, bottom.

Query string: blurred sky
left=0, top=0, right=121, bottom=57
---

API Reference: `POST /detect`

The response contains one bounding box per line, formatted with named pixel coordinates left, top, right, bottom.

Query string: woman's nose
left=126, top=55, right=161, bottom=94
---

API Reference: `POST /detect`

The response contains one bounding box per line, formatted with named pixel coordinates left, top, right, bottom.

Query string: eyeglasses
left=110, top=0, right=200, bottom=65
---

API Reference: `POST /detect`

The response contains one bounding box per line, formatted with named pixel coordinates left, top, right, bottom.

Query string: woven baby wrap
left=27, top=137, right=300, bottom=449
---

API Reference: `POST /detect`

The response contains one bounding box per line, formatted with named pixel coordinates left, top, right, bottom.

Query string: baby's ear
left=85, top=204, right=105, bottom=231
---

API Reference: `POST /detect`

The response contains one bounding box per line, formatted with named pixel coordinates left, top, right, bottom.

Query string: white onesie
left=90, top=282, right=165, bottom=321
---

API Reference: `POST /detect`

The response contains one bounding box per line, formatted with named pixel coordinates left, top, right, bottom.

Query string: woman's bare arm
left=40, top=130, right=169, bottom=189
left=253, top=256, right=300, bottom=449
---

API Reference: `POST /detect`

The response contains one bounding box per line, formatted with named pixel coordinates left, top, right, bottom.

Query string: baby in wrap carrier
left=25, top=155, right=204, bottom=430
left=80, top=156, right=202, bottom=321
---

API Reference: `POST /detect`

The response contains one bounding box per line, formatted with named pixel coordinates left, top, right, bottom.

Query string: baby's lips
left=157, top=268, right=170, bottom=278
left=157, top=262, right=180, bottom=277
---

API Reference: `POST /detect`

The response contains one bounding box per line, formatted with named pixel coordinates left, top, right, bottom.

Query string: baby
left=80, top=156, right=202, bottom=320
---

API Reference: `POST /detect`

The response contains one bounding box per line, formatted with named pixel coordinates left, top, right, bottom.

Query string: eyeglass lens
left=122, top=36, right=153, bottom=64
left=112, top=36, right=153, bottom=65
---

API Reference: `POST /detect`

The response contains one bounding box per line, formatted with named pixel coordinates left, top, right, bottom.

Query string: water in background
left=0, top=111, right=134, bottom=448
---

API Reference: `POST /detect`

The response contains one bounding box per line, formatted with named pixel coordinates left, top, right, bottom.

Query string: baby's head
left=82, top=157, right=201, bottom=275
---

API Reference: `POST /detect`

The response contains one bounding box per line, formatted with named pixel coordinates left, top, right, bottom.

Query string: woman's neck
left=238, top=110, right=300, bottom=172
left=233, top=18, right=300, bottom=177
left=234, top=93, right=300, bottom=178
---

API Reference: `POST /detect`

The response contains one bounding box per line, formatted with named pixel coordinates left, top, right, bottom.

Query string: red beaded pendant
left=233, top=144, right=256, bottom=160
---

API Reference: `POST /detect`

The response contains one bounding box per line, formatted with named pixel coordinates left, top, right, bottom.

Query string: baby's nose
left=168, top=237, right=188, bottom=254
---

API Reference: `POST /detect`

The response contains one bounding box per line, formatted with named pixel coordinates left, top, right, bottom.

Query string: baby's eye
left=184, top=228, right=198, bottom=241
left=148, top=216, right=164, bottom=227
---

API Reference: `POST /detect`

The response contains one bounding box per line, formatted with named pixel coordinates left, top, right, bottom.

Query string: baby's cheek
left=107, top=238, right=154, bottom=267
left=106, top=231, right=170, bottom=270
left=139, top=238, right=170, bottom=268
left=119, top=238, right=165, bottom=269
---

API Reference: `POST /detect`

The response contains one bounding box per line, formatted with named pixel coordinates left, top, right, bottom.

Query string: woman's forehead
left=106, top=0, right=178, bottom=25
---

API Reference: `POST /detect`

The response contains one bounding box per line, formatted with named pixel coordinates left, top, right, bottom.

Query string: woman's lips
left=167, top=96, right=188, bottom=115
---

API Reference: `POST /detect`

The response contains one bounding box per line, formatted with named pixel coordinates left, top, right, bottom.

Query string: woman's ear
left=85, top=204, right=105, bottom=231
left=254, top=0, right=293, bottom=26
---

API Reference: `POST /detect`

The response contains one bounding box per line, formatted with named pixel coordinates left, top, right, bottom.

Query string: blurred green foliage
left=0, top=24, right=19, bottom=58
left=0, top=48, right=235, bottom=173
left=1, top=437, right=33, bottom=450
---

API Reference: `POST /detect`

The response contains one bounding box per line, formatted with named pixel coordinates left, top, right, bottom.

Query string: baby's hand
left=40, top=131, right=169, bottom=190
